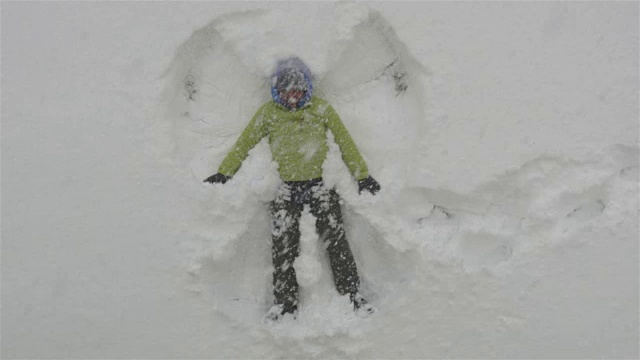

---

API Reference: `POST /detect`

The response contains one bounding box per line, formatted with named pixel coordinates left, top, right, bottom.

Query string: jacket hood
left=271, top=57, right=314, bottom=109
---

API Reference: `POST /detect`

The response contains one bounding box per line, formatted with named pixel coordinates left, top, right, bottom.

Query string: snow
left=2, top=1, right=638, bottom=359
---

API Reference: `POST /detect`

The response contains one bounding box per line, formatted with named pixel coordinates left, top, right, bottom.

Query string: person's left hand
left=358, top=176, right=381, bottom=195
left=203, top=173, right=230, bottom=184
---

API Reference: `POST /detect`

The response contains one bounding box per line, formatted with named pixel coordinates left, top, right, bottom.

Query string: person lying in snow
left=204, top=57, right=380, bottom=323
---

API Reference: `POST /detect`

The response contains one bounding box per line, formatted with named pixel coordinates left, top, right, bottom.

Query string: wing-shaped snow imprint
left=160, top=3, right=429, bottom=336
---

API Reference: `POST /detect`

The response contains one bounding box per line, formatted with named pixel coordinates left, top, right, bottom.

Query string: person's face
left=280, top=89, right=305, bottom=107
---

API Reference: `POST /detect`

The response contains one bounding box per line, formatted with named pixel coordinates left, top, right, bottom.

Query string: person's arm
left=325, top=104, right=380, bottom=194
left=325, top=105, right=369, bottom=181
left=204, top=107, right=268, bottom=183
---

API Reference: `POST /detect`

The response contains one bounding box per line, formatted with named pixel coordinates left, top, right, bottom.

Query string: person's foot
left=350, top=292, right=377, bottom=318
left=261, top=303, right=297, bottom=324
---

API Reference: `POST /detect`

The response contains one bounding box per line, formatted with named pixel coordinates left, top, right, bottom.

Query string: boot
left=350, top=292, right=377, bottom=318
left=262, top=303, right=298, bottom=324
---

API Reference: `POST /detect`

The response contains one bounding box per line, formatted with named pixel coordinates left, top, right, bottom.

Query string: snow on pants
left=270, top=178, right=360, bottom=310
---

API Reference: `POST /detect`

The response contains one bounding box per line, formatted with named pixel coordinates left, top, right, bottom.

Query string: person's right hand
left=203, top=173, right=230, bottom=184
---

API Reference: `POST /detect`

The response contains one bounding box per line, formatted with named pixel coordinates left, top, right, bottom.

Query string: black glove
left=358, top=176, right=381, bottom=195
left=203, top=173, right=230, bottom=184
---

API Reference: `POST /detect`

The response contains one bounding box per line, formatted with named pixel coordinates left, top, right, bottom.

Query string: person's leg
left=270, top=184, right=302, bottom=314
left=309, top=184, right=360, bottom=295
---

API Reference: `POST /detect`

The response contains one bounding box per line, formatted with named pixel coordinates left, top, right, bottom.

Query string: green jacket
left=218, top=96, right=369, bottom=182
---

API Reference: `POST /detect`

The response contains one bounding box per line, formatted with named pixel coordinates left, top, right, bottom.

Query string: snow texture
left=2, top=2, right=638, bottom=359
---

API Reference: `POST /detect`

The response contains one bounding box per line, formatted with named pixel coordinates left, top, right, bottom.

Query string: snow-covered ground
left=2, top=2, right=638, bottom=358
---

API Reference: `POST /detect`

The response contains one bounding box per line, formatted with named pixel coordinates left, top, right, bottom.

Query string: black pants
left=270, top=179, right=360, bottom=310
